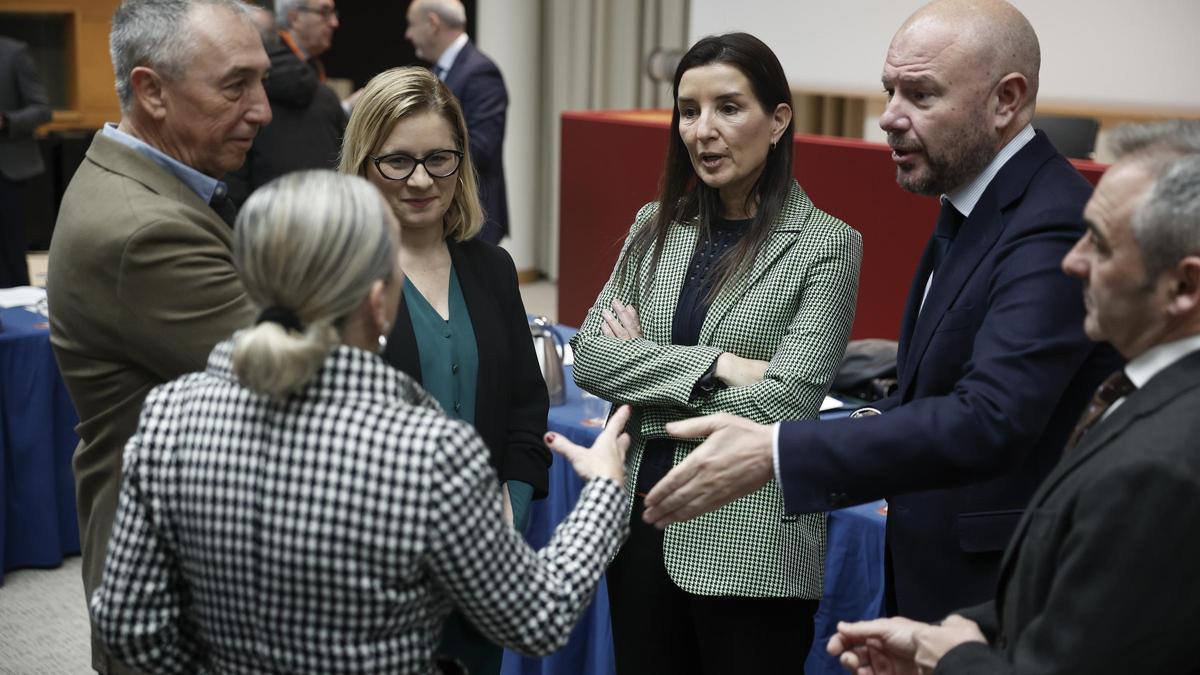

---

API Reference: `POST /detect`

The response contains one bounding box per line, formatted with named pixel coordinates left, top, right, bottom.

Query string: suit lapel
left=697, top=182, right=808, bottom=345
left=86, top=131, right=233, bottom=244
left=997, top=351, right=1200, bottom=580
left=443, top=41, right=474, bottom=91
left=897, top=133, right=1059, bottom=397
left=641, top=220, right=697, bottom=345
left=896, top=238, right=937, bottom=383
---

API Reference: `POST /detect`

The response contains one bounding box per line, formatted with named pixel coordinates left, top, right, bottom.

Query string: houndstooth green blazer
left=571, top=180, right=862, bottom=598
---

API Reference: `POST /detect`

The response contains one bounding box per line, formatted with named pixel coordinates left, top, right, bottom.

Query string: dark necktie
left=1064, top=370, right=1137, bottom=452
left=210, top=191, right=237, bottom=228
left=931, top=201, right=964, bottom=273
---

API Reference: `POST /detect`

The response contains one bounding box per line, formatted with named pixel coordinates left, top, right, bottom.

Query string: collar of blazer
left=899, top=132, right=1059, bottom=389
left=997, top=348, right=1200, bottom=580
left=637, top=179, right=815, bottom=347
left=85, top=131, right=231, bottom=238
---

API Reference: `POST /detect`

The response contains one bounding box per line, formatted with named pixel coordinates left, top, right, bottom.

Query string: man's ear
left=130, top=66, right=169, bottom=121
left=991, top=72, right=1029, bottom=130
left=1166, top=255, right=1200, bottom=316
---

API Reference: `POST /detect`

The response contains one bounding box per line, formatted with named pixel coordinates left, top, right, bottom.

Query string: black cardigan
left=383, top=238, right=551, bottom=497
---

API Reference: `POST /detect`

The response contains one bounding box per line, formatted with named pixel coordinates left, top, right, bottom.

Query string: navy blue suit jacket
left=444, top=40, right=509, bottom=244
left=777, top=131, right=1122, bottom=621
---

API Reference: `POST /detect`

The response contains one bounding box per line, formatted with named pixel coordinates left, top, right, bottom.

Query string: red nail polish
left=545, top=433, right=555, bottom=443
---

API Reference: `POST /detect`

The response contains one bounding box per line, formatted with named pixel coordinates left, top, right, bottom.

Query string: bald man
left=641, top=0, right=1120, bottom=622
left=405, top=0, right=509, bottom=245
left=829, top=121, right=1200, bottom=675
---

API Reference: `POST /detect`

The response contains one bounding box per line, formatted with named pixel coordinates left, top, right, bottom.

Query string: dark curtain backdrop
left=319, top=0, right=479, bottom=88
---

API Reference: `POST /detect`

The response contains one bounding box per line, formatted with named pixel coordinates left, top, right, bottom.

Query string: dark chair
left=1033, top=114, right=1100, bottom=160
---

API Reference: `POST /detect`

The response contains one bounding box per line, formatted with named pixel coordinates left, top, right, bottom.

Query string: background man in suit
left=405, top=0, right=509, bottom=245
left=641, top=0, right=1120, bottom=622
left=226, top=0, right=347, bottom=207
left=46, top=0, right=266, bottom=670
left=0, top=36, right=52, bottom=287
left=828, top=120, right=1200, bottom=675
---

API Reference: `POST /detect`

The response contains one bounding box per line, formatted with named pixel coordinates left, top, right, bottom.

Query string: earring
left=378, top=322, right=389, bottom=354
left=770, top=140, right=777, bottom=151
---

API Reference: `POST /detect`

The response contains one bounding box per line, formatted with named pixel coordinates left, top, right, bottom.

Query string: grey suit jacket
left=0, top=37, right=51, bottom=180
left=937, top=349, right=1200, bottom=674
left=48, top=131, right=256, bottom=607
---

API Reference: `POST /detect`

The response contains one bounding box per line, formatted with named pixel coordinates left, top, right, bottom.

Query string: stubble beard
left=894, top=107, right=997, bottom=197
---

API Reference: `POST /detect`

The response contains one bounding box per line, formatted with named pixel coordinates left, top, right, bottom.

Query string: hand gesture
left=545, top=405, right=633, bottom=483
left=640, top=413, right=774, bottom=527
left=827, top=617, right=925, bottom=675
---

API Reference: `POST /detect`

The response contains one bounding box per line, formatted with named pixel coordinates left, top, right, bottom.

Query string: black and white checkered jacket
left=90, top=338, right=627, bottom=674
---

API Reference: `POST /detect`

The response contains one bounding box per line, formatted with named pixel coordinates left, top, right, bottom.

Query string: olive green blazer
left=47, top=132, right=255, bottom=602
left=571, top=181, right=862, bottom=598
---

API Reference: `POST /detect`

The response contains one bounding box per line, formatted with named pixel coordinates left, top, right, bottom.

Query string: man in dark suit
left=47, top=1, right=265, bottom=671
left=405, top=0, right=509, bottom=244
left=641, top=0, right=1120, bottom=622
left=827, top=120, right=1200, bottom=675
left=0, top=36, right=52, bottom=287
left=225, top=0, right=347, bottom=207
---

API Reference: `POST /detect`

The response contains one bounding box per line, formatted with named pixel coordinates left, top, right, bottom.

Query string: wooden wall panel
left=1, top=0, right=121, bottom=132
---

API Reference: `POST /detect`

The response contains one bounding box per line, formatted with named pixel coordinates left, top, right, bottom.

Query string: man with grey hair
left=642, top=0, right=1121, bottom=624
left=46, top=1, right=265, bottom=671
left=827, top=120, right=1200, bottom=675
left=405, top=0, right=509, bottom=245
left=225, top=0, right=346, bottom=206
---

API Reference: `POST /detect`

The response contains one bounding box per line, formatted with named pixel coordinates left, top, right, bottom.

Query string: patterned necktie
left=209, top=191, right=237, bottom=228
left=931, top=201, right=963, bottom=273
left=1064, top=370, right=1137, bottom=452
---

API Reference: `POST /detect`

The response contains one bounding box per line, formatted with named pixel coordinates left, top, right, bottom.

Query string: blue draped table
left=0, top=307, right=81, bottom=584
left=503, top=325, right=886, bottom=675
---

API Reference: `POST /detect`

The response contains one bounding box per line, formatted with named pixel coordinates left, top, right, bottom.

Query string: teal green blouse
left=403, top=264, right=534, bottom=534
left=403, top=268, right=479, bottom=424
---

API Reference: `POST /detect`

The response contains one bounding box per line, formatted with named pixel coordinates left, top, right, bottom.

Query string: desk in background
left=0, top=307, right=80, bottom=584
left=504, top=343, right=887, bottom=675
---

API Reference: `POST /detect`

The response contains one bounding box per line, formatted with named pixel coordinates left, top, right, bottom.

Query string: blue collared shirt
left=101, top=123, right=229, bottom=204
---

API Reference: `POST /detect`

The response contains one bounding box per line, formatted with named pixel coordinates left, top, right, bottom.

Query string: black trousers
left=0, top=175, right=31, bottom=288
left=607, top=496, right=818, bottom=675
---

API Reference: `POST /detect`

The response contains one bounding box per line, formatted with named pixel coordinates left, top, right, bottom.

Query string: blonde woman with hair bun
left=341, top=66, right=551, bottom=674
left=89, top=170, right=635, bottom=674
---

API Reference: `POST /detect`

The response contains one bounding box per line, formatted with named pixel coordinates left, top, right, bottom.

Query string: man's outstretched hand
left=641, top=413, right=774, bottom=527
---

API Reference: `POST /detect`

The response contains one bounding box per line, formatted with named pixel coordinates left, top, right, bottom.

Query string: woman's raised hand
left=545, top=405, right=632, bottom=483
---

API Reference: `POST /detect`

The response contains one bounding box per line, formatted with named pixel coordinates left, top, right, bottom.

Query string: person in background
left=828, top=121, right=1200, bottom=675
left=339, top=66, right=550, bottom=675
left=0, top=35, right=52, bottom=287
left=89, top=169, right=634, bottom=675
left=404, top=0, right=509, bottom=245
left=643, top=0, right=1121, bottom=624
left=571, top=32, right=862, bottom=675
left=225, top=0, right=347, bottom=207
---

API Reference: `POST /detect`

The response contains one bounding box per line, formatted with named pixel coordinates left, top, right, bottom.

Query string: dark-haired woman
left=571, top=32, right=862, bottom=674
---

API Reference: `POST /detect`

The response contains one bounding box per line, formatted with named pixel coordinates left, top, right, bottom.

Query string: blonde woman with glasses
left=339, top=66, right=549, bottom=674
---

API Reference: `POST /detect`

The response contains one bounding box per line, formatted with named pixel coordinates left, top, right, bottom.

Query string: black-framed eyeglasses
left=296, top=5, right=338, bottom=20
left=370, top=150, right=463, bottom=181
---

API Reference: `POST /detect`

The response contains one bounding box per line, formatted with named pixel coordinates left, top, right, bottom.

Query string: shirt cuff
left=772, top=421, right=783, bottom=485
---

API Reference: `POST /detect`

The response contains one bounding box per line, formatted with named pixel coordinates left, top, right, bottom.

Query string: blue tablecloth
left=0, top=307, right=81, bottom=584
left=503, top=325, right=886, bottom=675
